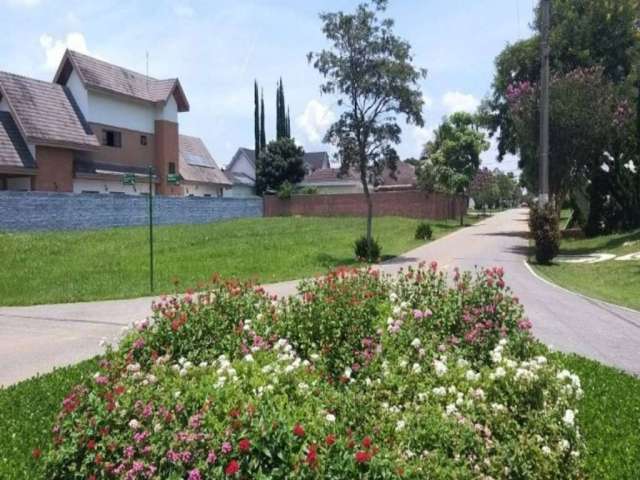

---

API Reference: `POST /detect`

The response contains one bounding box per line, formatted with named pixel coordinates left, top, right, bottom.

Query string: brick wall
left=31, top=146, right=74, bottom=192
left=264, top=190, right=467, bottom=220
left=0, top=191, right=262, bottom=231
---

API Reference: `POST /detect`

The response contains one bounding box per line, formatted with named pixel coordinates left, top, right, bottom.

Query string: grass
left=0, top=216, right=475, bottom=306
left=1, top=352, right=637, bottom=479
left=0, top=357, right=99, bottom=479
left=531, top=229, right=640, bottom=311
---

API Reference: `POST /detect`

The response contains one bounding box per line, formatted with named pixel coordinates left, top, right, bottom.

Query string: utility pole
left=538, top=0, right=551, bottom=206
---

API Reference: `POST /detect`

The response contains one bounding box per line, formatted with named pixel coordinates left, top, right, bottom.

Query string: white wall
left=224, top=184, right=256, bottom=198
left=88, top=90, right=158, bottom=133
left=184, top=183, right=224, bottom=197
left=66, top=69, right=89, bottom=118
left=229, top=153, right=255, bottom=180
left=157, top=96, right=177, bottom=122
left=73, top=178, right=153, bottom=195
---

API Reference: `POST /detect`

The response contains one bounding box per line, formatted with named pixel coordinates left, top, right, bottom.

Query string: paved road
left=1, top=209, right=638, bottom=386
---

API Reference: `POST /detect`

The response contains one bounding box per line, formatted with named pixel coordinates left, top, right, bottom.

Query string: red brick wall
left=31, top=146, right=74, bottom=192
left=154, top=120, right=182, bottom=196
left=264, top=190, right=467, bottom=220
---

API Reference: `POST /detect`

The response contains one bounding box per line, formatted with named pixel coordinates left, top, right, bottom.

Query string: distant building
left=0, top=49, right=230, bottom=196
left=299, top=168, right=364, bottom=194
left=224, top=148, right=330, bottom=197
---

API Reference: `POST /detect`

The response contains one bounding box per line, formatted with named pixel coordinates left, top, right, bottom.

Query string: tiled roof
left=54, top=50, right=189, bottom=112
left=303, top=167, right=360, bottom=183
left=228, top=148, right=329, bottom=173
left=378, top=162, right=417, bottom=186
left=179, top=134, right=231, bottom=186
left=229, top=171, right=255, bottom=186
left=304, top=151, right=330, bottom=171
left=0, top=71, right=100, bottom=150
left=0, top=111, right=36, bottom=169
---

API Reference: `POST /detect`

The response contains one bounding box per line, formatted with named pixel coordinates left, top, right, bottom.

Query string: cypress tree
left=254, top=80, right=260, bottom=158
left=260, top=88, right=266, bottom=150
left=286, top=106, right=291, bottom=138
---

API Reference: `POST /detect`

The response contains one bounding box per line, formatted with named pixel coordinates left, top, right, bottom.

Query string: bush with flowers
left=44, top=264, right=585, bottom=479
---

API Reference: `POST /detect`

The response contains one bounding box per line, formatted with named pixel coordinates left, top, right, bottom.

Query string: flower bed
left=44, top=265, right=585, bottom=479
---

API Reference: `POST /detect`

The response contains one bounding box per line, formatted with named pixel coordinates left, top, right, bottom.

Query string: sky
left=0, top=0, right=535, bottom=172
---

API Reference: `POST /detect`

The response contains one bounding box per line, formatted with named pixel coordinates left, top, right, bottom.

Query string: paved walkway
left=2, top=209, right=639, bottom=386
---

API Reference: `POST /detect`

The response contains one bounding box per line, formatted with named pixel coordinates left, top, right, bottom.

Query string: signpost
left=122, top=168, right=155, bottom=294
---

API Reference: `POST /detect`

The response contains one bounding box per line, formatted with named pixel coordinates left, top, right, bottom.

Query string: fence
left=263, top=190, right=467, bottom=220
left=0, top=191, right=263, bottom=231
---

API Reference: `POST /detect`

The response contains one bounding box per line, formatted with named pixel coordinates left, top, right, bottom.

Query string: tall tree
left=260, top=88, right=266, bottom=150
left=254, top=80, right=260, bottom=158
left=286, top=106, right=291, bottom=138
left=308, top=0, right=426, bottom=259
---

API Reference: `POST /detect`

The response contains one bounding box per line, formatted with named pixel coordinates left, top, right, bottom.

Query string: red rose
left=355, top=450, right=371, bottom=464
left=325, top=434, right=336, bottom=447
left=31, top=448, right=42, bottom=460
left=293, top=423, right=305, bottom=437
left=225, top=459, right=240, bottom=476
left=361, top=436, right=372, bottom=449
left=87, top=439, right=96, bottom=450
left=238, top=438, right=251, bottom=454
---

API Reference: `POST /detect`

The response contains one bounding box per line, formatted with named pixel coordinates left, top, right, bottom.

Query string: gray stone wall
left=0, top=191, right=263, bottom=231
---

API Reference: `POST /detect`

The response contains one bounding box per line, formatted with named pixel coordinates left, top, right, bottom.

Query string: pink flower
left=166, top=450, right=180, bottom=463
left=94, top=375, right=109, bottom=385
left=188, top=469, right=202, bottom=480
left=207, top=450, right=218, bottom=464
left=221, top=442, right=233, bottom=454
left=133, top=338, right=145, bottom=350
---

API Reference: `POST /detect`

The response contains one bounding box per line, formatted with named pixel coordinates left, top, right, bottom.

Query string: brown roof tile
left=0, top=111, right=36, bottom=169
left=0, top=71, right=100, bottom=150
left=55, top=50, right=189, bottom=112
left=179, top=134, right=231, bottom=186
left=304, top=167, right=360, bottom=183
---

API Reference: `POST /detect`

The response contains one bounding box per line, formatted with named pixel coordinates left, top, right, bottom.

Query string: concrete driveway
left=2, top=209, right=639, bottom=386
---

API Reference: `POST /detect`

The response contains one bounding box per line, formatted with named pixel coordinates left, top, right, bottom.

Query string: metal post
left=539, top=0, right=551, bottom=206
left=148, top=165, right=154, bottom=293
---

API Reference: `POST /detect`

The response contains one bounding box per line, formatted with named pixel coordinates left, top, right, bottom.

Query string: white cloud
left=39, top=32, right=89, bottom=70
left=174, top=4, right=195, bottom=18
left=480, top=134, right=520, bottom=175
left=411, top=125, right=434, bottom=155
left=422, top=95, right=433, bottom=109
left=442, top=91, right=480, bottom=114
left=296, top=99, right=336, bottom=144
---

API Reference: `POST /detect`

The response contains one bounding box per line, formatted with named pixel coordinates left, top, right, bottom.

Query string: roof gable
left=0, top=111, right=36, bottom=169
left=54, top=50, right=189, bottom=112
left=0, top=71, right=100, bottom=150
left=178, top=134, right=231, bottom=186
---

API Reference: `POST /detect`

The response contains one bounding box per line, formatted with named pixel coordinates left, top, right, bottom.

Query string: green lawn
left=531, top=229, right=640, bottom=311
left=2, top=353, right=637, bottom=479
left=0, top=216, right=473, bottom=306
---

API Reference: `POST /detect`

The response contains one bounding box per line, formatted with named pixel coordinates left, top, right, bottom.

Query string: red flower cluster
left=225, top=459, right=239, bottom=476
left=238, top=438, right=251, bottom=454
left=293, top=423, right=305, bottom=437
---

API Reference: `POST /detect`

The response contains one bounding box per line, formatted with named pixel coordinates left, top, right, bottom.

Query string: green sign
left=167, top=174, right=182, bottom=185
left=122, top=173, right=136, bottom=186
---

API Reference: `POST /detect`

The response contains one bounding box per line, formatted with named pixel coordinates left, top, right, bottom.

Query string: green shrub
left=44, top=266, right=585, bottom=479
left=414, top=222, right=433, bottom=241
left=276, top=181, right=295, bottom=200
left=354, top=236, right=381, bottom=262
left=299, top=186, right=319, bottom=195
left=529, top=204, right=561, bottom=264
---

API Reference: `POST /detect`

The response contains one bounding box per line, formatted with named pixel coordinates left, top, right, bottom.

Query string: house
left=299, top=168, right=365, bottom=194
left=224, top=147, right=329, bottom=197
left=374, top=161, right=418, bottom=191
left=0, top=50, right=230, bottom=196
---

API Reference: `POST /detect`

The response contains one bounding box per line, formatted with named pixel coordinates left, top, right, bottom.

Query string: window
left=140, top=135, right=148, bottom=146
left=168, top=162, right=176, bottom=175
left=102, top=129, right=122, bottom=148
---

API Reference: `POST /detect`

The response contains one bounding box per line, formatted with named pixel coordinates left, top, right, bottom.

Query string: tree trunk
left=362, top=176, right=373, bottom=261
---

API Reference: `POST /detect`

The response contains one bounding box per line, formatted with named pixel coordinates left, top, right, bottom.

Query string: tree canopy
left=308, top=0, right=426, bottom=258
left=255, top=138, right=306, bottom=195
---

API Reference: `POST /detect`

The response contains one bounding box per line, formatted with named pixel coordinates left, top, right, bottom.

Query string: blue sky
left=0, top=0, right=534, bottom=172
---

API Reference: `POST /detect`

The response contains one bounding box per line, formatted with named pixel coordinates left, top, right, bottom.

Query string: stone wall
left=0, top=191, right=262, bottom=231
left=264, top=190, right=467, bottom=220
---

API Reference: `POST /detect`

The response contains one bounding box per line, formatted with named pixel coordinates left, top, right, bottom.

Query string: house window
left=140, top=135, right=148, bottom=146
left=168, top=162, right=176, bottom=174
left=102, top=129, right=122, bottom=148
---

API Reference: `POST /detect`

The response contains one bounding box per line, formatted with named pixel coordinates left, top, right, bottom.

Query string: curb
left=522, top=260, right=640, bottom=316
